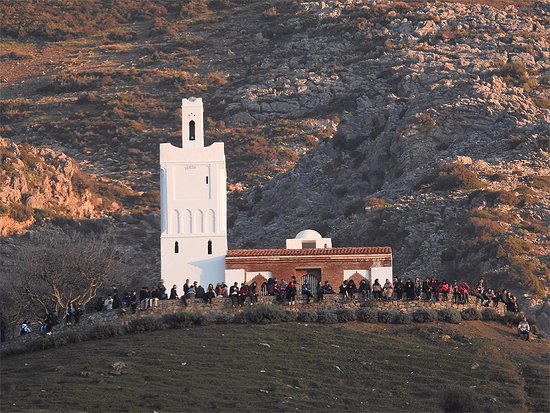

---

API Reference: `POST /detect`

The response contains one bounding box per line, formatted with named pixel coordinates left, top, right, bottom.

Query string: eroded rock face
left=0, top=137, right=119, bottom=235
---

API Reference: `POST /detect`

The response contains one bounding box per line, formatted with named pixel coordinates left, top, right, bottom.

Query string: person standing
left=104, top=295, right=114, bottom=311
left=249, top=282, right=258, bottom=305
left=383, top=279, right=394, bottom=301
left=394, top=278, right=404, bottom=300
left=316, top=281, right=324, bottom=302
left=286, top=279, right=297, bottom=305
left=130, top=291, right=138, bottom=313
left=372, top=279, right=383, bottom=300
left=158, top=280, right=168, bottom=300
left=404, top=278, right=415, bottom=300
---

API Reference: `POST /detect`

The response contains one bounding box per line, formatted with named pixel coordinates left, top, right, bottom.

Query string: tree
left=11, top=227, right=130, bottom=316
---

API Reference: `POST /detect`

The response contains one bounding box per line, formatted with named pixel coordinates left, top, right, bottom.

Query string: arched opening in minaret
left=189, top=120, right=196, bottom=141
left=174, top=241, right=179, bottom=253
left=207, top=240, right=212, bottom=255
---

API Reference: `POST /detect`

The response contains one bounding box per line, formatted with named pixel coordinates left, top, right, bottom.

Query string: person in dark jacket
left=286, top=279, right=297, bottom=305
left=229, top=282, right=239, bottom=308
left=301, top=280, right=314, bottom=304
left=157, top=280, right=168, bottom=300
left=422, top=278, right=432, bottom=301
left=130, top=291, right=138, bottom=313
left=169, top=285, right=179, bottom=300
left=195, top=284, right=206, bottom=299
left=394, top=278, right=404, bottom=300
left=239, top=283, right=249, bottom=307
left=358, top=279, right=371, bottom=301
left=248, top=282, right=258, bottom=305
left=404, top=278, right=415, bottom=300
left=316, top=281, right=324, bottom=302
left=204, top=283, right=216, bottom=304
left=346, top=280, right=357, bottom=302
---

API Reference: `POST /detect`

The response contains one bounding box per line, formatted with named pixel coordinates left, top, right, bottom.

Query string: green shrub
left=437, top=308, right=461, bottom=324
left=244, top=304, right=284, bottom=324
left=438, top=387, right=477, bottom=413
left=232, top=313, right=248, bottom=324
left=335, top=308, right=357, bottom=323
left=128, top=316, right=165, bottom=332
left=460, top=308, right=481, bottom=321
left=378, top=310, right=397, bottom=323
left=162, top=312, right=197, bottom=328
left=280, top=310, right=298, bottom=322
left=481, top=308, right=501, bottom=321
left=412, top=308, right=438, bottom=323
left=317, top=310, right=338, bottom=324
left=212, top=311, right=233, bottom=324
left=356, top=308, right=378, bottom=322
left=393, top=312, right=412, bottom=324
left=297, top=310, right=317, bottom=322
left=88, top=323, right=125, bottom=339
left=434, top=162, right=485, bottom=191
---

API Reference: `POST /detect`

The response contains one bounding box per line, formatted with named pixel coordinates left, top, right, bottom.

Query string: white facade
left=160, top=97, right=227, bottom=290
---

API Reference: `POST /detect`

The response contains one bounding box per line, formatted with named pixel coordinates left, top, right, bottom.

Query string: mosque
left=160, top=98, right=393, bottom=293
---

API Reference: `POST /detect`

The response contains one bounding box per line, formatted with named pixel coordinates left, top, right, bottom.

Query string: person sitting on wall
left=422, top=277, right=432, bottom=301
left=130, top=291, right=138, bottom=313
left=278, top=279, right=287, bottom=303
left=316, top=281, right=324, bottom=302
left=394, top=278, right=404, bottom=300
left=404, top=278, right=414, bottom=300
left=474, top=278, right=485, bottom=304
left=249, top=282, right=258, bottom=305
left=301, top=280, right=314, bottom=304
left=383, top=279, right=394, bottom=301
left=157, top=280, right=168, bottom=300
left=518, top=317, right=530, bottom=340
left=215, top=282, right=227, bottom=298
left=372, top=279, right=383, bottom=300
left=267, top=278, right=275, bottom=295
left=229, top=282, right=239, bottom=308
left=195, top=283, right=205, bottom=300
left=239, top=283, right=249, bottom=307
left=359, top=279, right=371, bottom=301
left=272, top=278, right=280, bottom=298
left=322, top=281, right=335, bottom=295
left=414, top=277, right=422, bottom=300
left=286, top=279, right=297, bottom=305
left=339, top=281, right=349, bottom=302
left=346, top=279, right=358, bottom=302
left=451, top=280, right=460, bottom=304
left=183, top=282, right=196, bottom=307
left=439, top=280, right=450, bottom=301
left=169, top=285, right=179, bottom=300
left=204, top=283, right=216, bottom=304
left=104, top=295, right=114, bottom=311
left=459, top=281, right=470, bottom=304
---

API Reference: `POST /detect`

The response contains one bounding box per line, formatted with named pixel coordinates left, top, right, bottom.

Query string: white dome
left=295, top=229, right=322, bottom=240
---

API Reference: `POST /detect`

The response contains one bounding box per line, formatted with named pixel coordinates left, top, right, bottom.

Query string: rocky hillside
left=0, top=1, right=548, bottom=309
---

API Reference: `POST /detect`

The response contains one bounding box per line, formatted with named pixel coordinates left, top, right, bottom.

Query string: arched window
left=207, top=240, right=212, bottom=255
left=174, top=241, right=179, bottom=254
left=206, top=176, right=209, bottom=184
left=189, top=120, right=195, bottom=141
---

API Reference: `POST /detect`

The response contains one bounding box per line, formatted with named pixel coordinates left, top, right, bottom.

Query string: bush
left=460, top=308, right=481, bottom=321
left=335, top=308, right=357, bottom=323
left=437, top=308, right=462, bottom=324
left=439, top=387, right=477, bottom=412
left=412, top=308, right=438, bottom=323
left=9, top=203, right=34, bottom=222
left=162, top=312, right=200, bottom=328
left=434, top=162, right=485, bottom=191
left=128, top=316, right=165, bottom=332
left=481, top=308, right=501, bottom=321
left=297, top=310, right=317, bottom=322
left=244, top=304, right=284, bottom=324
left=317, top=310, right=338, bottom=324
left=280, top=310, right=298, bottom=322
left=502, top=312, right=523, bottom=326
left=393, top=312, right=412, bottom=324
left=88, top=323, right=125, bottom=339
left=356, top=308, right=378, bottom=323
left=212, top=311, right=233, bottom=324
left=378, top=310, right=397, bottom=323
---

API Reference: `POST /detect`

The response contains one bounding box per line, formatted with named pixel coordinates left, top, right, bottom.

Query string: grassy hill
left=1, top=322, right=549, bottom=412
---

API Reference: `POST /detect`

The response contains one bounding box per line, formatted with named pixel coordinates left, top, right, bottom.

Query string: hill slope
left=1, top=322, right=549, bottom=412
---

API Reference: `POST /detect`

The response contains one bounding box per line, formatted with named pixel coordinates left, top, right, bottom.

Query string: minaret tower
left=160, top=97, right=227, bottom=289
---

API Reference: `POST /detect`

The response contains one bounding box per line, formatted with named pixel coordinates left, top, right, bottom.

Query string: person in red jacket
left=439, top=280, right=450, bottom=301
left=239, top=283, right=249, bottom=307
left=459, top=281, right=470, bottom=304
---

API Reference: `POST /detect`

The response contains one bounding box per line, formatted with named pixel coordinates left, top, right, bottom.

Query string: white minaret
left=160, top=97, right=227, bottom=291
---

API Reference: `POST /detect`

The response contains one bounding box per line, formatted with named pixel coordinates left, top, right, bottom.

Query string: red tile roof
left=226, top=247, right=391, bottom=257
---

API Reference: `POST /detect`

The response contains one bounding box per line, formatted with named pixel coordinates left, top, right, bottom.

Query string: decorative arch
left=347, top=271, right=367, bottom=287
left=189, top=120, right=196, bottom=140
left=196, top=209, right=204, bottom=233
left=207, top=240, right=213, bottom=255
left=184, top=209, right=192, bottom=234
left=171, top=210, right=181, bottom=234
left=174, top=241, right=179, bottom=254
left=207, top=209, right=216, bottom=233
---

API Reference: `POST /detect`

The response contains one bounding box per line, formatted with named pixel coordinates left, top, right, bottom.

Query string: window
left=207, top=240, right=212, bottom=255
left=174, top=241, right=179, bottom=253
left=189, top=120, right=195, bottom=141
left=206, top=176, right=209, bottom=184
left=302, top=241, right=316, bottom=249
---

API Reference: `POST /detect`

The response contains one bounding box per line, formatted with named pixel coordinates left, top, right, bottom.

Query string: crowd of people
left=18, top=275, right=523, bottom=338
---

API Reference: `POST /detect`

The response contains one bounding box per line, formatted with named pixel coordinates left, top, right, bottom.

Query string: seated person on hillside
left=169, top=285, right=179, bottom=300
left=339, top=281, right=349, bottom=302
left=183, top=283, right=196, bottom=307
left=323, top=281, right=335, bottom=294
left=316, top=281, right=324, bottom=302
left=239, top=283, right=249, bottom=307
left=204, top=283, right=216, bottom=304
left=359, top=279, right=371, bottom=300
left=157, top=280, right=168, bottom=300
left=20, top=320, right=32, bottom=335
left=301, top=281, right=314, bottom=304
left=195, top=284, right=206, bottom=300
left=229, top=282, right=239, bottom=307
left=518, top=317, right=530, bottom=340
